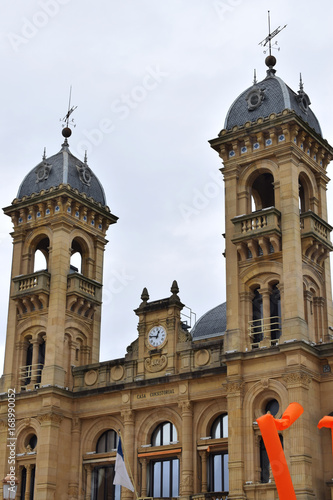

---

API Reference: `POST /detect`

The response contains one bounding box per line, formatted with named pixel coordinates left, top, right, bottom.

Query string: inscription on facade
left=136, top=388, right=175, bottom=400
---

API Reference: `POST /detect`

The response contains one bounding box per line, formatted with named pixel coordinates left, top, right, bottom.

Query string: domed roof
left=191, top=302, right=226, bottom=341
left=17, top=140, right=107, bottom=205
left=224, top=65, right=322, bottom=136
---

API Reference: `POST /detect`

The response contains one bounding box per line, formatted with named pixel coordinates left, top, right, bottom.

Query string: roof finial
left=253, top=69, right=257, bottom=85
left=299, top=73, right=304, bottom=92
left=42, top=147, right=46, bottom=160
left=60, top=85, right=77, bottom=141
left=259, top=11, right=287, bottom=74
left=84, top=150, right=88, bottom=164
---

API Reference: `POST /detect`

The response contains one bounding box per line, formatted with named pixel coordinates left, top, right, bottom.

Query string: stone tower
left=1, top=130, right=117, bottom=392
left=209, top=55, right=333, bottom=499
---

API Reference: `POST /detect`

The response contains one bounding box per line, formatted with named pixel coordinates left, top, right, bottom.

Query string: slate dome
left=17, top=139, right=107, bottom=206
left=191, top=302, right=226, bottom=341
left=224, top=63, right=322, bottom=136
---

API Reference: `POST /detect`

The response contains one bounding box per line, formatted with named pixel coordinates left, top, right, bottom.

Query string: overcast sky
left=1, top=0, right=333, bottom=374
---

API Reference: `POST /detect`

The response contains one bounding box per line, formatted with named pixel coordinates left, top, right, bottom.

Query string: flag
left=113, top=437, right=135, bottom=492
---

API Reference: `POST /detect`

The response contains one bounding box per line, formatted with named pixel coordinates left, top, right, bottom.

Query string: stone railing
left=67, top=272, right=102, bottom=303
left=300, top=211, right=332, bottom=244
left=232, top=207, right=281, bottom=243
left=12, top=270, right=50, bottom=298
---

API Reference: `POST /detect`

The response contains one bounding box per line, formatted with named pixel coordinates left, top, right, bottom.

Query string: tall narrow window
left=92, top=430, right=120, bottom=500
left=252, top=288, right=263, bottom=343
left=92, top=465, right=120, bottom=500
left=37, top=339, right=45, bottom=384
left=24, top=343, right=33, bottom=385
left=208, top=414, right=229, bottom=493
left=148, top=422, right=179, bottom=498
left=270, top=284, right=281, bottom=341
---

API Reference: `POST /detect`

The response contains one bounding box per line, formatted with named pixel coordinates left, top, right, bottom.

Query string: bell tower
left=210, top=55, right=333, bottom=353
left=1, top=128, right=117, bottom=392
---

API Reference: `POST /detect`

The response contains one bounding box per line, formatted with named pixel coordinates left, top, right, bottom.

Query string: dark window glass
left=260, top=434, right=283, bottom=483
left=92, top=465, right=120, bottom=500
left=265, top=399, right=279, bottom=417
left=252, top=288, right=263, bottom=342
left=270, top=285, right=281, bottom=340
left=96, top=430, right=117, bottom=454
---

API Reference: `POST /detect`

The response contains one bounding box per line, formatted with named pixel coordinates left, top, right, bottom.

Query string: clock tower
left=129, top=280, right=190, bottom=379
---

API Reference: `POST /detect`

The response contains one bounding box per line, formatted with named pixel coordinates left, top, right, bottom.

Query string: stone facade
left=1, top=61, right=333, bottom=500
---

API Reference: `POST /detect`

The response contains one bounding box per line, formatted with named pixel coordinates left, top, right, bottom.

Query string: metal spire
left=259, top=11, right=287, bottom=55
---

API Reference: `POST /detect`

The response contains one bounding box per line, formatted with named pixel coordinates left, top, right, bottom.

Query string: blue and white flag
left=113, top=437, right=135, bottom=492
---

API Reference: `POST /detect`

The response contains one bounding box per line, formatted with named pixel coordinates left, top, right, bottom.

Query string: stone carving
left=145, top=354, right=167, bottom=372
left=35, top=161, right=52, bottom=183
left=283, top=372, right=312, bottom=388
left=77, top=163, right=92, bottom=186
left=195, top=349, right=210, bottom=367
left=111, top=364, right=124, bottom=381
left=84, top=369, right=98, bottom=386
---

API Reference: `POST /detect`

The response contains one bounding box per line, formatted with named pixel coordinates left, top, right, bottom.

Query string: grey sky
left=1, top=0, right=333, bottom=372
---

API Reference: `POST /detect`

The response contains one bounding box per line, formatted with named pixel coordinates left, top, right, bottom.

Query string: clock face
left=148, top=326, right=167, bottom=348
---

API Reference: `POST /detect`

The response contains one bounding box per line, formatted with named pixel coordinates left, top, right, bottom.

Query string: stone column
left=140, top=458, right=148, bottom=497
left=85, top=464, right=93, bottom=500
left=260, top=287, right=271, bottom=347
left=24, top=463, right=32, bottom=500
left=30, top=339, right=40, bottom=383
left=226, top=380, right=246, bottom=500
left=283, top=372, right=314, bottom=499
left=68, top=418, right=81, bottom=500
left=122, top=410, right=135, bottom=500
left=179, top=400, right=193, bottom=497
left=199, top=450, right=208, bottom=493
left=35, top=412, right=63, bottom=500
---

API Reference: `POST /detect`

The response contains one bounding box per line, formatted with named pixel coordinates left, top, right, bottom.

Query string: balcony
left=300, top=211, right=333, bottom=265
left=19, top=363, right=43, bottom=388
left=12, top=271, right=50, bottom=314
left=67, top=272, right=102, bottom=318
left=248, top=316, right=281, bottom=349
left=232, top=208, right=281, bottom=261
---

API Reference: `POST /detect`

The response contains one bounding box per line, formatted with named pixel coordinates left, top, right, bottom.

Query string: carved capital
left=283, top=372, right=312, bottom=389
left=121, top=409, right=134, bottom=423
left=225, top=380, right=244, bottom=397
left=38, top=412, right=63, bottom=426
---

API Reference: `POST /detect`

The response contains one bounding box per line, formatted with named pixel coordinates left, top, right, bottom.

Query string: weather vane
left=259, top=11, right=287, bottom=55
left=61, top=85, right=77, bottom=139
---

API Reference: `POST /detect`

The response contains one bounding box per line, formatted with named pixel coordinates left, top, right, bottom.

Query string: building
left=1, top=49, right=333, bottom=500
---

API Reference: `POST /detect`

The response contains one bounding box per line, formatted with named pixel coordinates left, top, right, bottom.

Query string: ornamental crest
left=35, top=161, right=52, bottom=183
left=77, top=163, right=92, bottom=186
left=145, top=354, right=167, bottom=373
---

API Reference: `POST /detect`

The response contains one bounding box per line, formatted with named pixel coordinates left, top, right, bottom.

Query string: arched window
left=252, top=288, right=263, bottom=343
left=148, top=422, right=179, bottom=498
left=96, top=430, right=118, bottom=453
left=251, top=173, right=275, bottom=211
left=208, top=415, right=229, bottom=493
left=270, top=286, right=281, bottom=341
left=152, top=421, right=178, bottom=446
left=92, top=430, right=120, bottom=500
left=211, top=414, right=228, bottom=439
left=33, top=237, right=49, bottom=272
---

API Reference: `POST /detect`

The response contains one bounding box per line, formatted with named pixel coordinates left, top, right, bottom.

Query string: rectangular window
left=209, top=452, right=229, bottom=492
left=150, top=458, right=179, bottom=498
left=92, top=465, right=120, bottom=500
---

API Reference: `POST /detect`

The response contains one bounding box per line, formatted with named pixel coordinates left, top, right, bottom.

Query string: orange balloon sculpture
left=318, top=415, right=333, bottom=458
left=256, top=402, right=304, bottom=500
